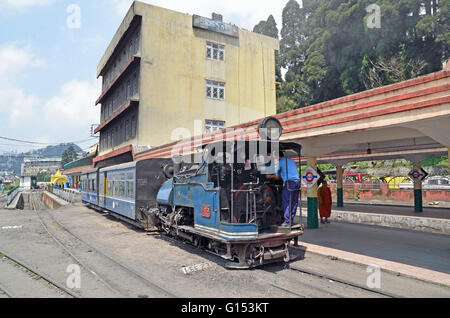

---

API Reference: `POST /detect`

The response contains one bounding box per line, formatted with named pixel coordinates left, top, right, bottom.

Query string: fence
left=51, top=188, right=81, bottom=204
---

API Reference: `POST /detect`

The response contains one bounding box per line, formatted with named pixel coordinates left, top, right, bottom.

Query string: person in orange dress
left=318, top=180, right=332, bottom=224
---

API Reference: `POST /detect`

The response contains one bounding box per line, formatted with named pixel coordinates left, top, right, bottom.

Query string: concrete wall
left=301, top=183, right=450, bottom=203
left=42, top=191, right=68, bottom=209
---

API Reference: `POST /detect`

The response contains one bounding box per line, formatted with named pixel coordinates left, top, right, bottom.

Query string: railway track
left=0, top=249, right=81, bottom=298
left=34, top=210, right=125, bottom=297
left=41, top=209, right=178, bottom=298
left=154, top=231, right=390, bottom=298
left=287, top=264, right=401, bottom=298
left=23, top=195, right=399, bottom=298
left=0, top=282, right=16, bottom=298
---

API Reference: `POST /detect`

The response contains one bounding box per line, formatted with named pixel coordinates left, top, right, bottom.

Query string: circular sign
left=411, top=171, right=421, bottom=179
left=304, top=172, right=317, bottom=183
left=302, top=166, right=319, bottom=189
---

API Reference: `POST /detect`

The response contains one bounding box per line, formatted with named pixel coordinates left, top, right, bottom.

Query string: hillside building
left=94, top=1, right=279, bottom=167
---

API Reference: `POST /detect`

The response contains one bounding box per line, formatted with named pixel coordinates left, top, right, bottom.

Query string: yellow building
left=94, top=1, right=279, bottom=167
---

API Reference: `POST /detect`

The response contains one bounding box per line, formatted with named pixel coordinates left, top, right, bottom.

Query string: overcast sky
left=0, top=0, right=296, bottom=154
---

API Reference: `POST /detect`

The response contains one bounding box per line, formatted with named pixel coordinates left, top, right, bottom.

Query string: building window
left=132, top=73, right=138, bottom=95
left=129, top=39, right=134, bottom=58
left=134, top=33, right=139, bottom=54
left=125, top=120, right=130, bottom=141
left=206, top=42, right=225, bottom=61
left=205, top=120, right=225, bottom=134
left=206, top=80, right=225, bottom=100
left=131, top=116, right=136, bottom=138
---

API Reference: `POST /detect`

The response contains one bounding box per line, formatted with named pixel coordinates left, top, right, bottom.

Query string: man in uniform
left=268, top=152, right=300, bottom=227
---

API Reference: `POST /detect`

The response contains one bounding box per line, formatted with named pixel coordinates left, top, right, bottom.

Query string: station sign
left=193, top=15, right=239, bottom=38
left=302, top=166, right=319, bottom=189
left=408, top=167, right=428, bottom=183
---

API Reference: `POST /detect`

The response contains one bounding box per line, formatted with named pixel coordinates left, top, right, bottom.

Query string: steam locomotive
left=81, top=118, right=303, bottom=268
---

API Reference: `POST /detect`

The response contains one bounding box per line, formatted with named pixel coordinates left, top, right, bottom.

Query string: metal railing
left=52, top=188, right=81, bottom=203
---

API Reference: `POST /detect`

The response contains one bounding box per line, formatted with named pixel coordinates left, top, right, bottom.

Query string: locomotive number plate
left=201, top=205, right=211, bottom=218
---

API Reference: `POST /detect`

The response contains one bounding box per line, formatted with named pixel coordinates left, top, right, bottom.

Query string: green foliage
left=348, top=161, right=370, bottom=169
left=422, top=156, right=449, bottom=168
left=258, top=0, right=450, bottom=113
left=36, top=172, right=51, bottom=183
left=354, top=189, right=361, bottom=201
left=253, top=15, right=279, bottom=38
left=253, top=14, right=283, bottom=82
left=61, top=146, right=78, bottom=167
left=318, top=163, right=336, bottom=171
left=28, top=143, right=82, bottom=158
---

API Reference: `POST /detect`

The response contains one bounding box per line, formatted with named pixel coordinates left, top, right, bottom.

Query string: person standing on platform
left=318, top=180, right=332, bottom=224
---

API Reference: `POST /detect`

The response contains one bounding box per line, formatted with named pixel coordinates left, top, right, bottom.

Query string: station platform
left=293, top=203, right=450, bottom=287
left=298, top=201, right=450, bottom=235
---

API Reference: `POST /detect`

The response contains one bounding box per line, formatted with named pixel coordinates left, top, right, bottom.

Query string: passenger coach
left=81, top=158, right=173, bottom=228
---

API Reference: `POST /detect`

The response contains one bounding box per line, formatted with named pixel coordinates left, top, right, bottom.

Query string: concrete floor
left=299, top=220, right=450, bottom=274
left=334, top=201, right=450, bottom=219
left=1, top=204, right=449, bottom=298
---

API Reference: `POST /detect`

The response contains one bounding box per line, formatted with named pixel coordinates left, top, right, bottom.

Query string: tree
left=253, top=15, right=283, bottom=82
left=274, top=0, right=449, bottom=113
left=61, top=146, right=78, bottom=167
left=363, top=55, right=428, bottom=89
left=253, top=15, right=279, bottom=38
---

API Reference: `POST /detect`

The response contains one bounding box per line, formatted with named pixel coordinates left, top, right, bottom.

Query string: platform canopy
left=50, top=169, right=69, bottom=185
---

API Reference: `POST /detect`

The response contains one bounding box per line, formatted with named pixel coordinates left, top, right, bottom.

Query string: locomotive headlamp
left=258, top=117, right=283, bottom=140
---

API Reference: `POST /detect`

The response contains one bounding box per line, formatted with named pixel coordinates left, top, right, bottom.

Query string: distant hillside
left=26, top=143, right=83, bottom=158
left=0, top=143, right=83, bottom=175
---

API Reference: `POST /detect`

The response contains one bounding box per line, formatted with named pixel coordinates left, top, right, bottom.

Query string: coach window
left=114, top=175, right=118, bottom=197
left=127, top=173, right=134, bottom=198
left=107, top=178, right=112, bottom=196
left=119, top=180, right=124, bottom=198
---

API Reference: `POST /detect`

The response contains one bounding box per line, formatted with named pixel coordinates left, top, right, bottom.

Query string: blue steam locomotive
left=81, top=118, right=303, bottom=268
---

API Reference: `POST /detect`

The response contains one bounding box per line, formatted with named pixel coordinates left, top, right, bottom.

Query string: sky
left=0, top=0, right=296, bottom=154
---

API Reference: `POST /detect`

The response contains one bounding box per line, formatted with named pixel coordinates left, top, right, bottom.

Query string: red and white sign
left=408, top=167, right=428, bottom=183
left=302, top=166, right=319, bottom=189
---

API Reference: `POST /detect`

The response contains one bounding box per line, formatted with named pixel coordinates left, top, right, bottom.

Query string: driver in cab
left=267, top=152, right=300, bottom=227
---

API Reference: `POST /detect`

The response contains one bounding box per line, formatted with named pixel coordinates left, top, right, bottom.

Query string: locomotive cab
left=203, top=140, right=302, bottom=234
